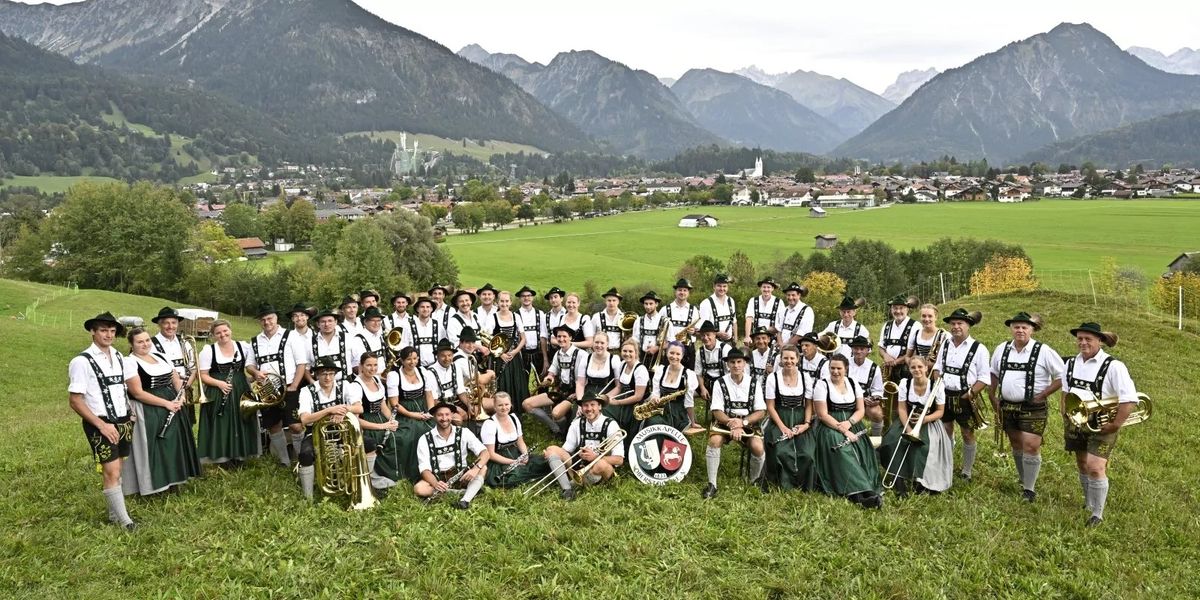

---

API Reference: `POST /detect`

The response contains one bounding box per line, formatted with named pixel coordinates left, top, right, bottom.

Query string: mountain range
left=734, top=66, right=896, bottom=135
left=881, top=68, right=940, bottom=104
left=0, top=0, right=592, bottom=153
left=1017, top=110, right=1200, bottom=169
left=671, top=69, right=845, bottom=153
left=1126, top=47, right=1200, bottom=75
left=834, top=23, right=1200, bottom=164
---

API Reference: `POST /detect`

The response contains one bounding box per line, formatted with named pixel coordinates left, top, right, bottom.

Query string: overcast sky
left=16, top=0, right=1200, bottom=92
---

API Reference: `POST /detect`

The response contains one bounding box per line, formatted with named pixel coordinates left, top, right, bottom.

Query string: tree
left=286, top=198, right=316, bottom=244
left=373, top=210, right=459, bottom=291
left=794, top=167, right=816, bottom=183
left=711, top=184, right=733, bottom=203
left=197, top=220, right=244, bottom=262
left=516, top=203, right=536, bottom=222
left=310, top=219, right=346, bottom=265
left=260, top=201, right=288, bottom=242
left=726, top=250, right=756, bottom=300
left=675, top=255, right=725, bottom=288
left=531, top=192, right=553, bottom=216
left=419, top=203, right=449, bottom=223
left=451, top=203, right=484, bottom=234
left=504, top=186, right=524, bottom=205
left=969, top=256, right=1037, bottom=295
left=592, top=194, right=610, bottom=213
left=328, top=220, right=402, bottom=298
left=484, top=200, right=514, bottom=230
left=569, top=196, right=592, bottom=216
left=221, top=202, right=261, bottom=239
left=550, top=202, right=572, bottom=221
left=2, top=182, right=193, bottom=296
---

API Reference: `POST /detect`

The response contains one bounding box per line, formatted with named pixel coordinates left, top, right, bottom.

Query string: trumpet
left=882, top=379, right=943, bottom=489
left=525, top=430, right=626, bottom=497
left=707, top=420, right=764, bottom=440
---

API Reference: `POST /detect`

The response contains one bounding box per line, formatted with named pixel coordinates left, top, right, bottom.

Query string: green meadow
left=342, top=130, right=546, bottom=163
left=443, top=200, right=1199, bottom=294
left=1, top=277, right=1196, bottom=597
left=0, top=175, right=122, bottom=195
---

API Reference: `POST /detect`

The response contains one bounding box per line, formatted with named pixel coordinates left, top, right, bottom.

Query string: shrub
left=1152, top=272, right=1200, bottom=320
left=969, top=256, right=1038, bottom=296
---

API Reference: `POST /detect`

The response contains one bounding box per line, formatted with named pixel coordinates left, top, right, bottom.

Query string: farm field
left=343, top=130, right=547, bottom=162
left=0, top=278, right=1195, bottom=597
left=0, top=174, right=121, bottom=194
left=443, top=200, right=1199, bottom=294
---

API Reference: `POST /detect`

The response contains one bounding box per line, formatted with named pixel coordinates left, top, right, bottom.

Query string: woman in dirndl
left=878, top=355, right=952, bottom=495
left=197, top=319, right=261, bottom=465
left=348, top=353, right=399, bottom=494
left=604, top=338, right=648, bottom=434
left=763, top=345, right=817, bottom=492
left=385, top=346, right=435, bottom=482
left=640, top=342, right=696, bottom=432
left=491, top=291, right=530, bottom=408
left=813, top=354, right=883, bottom=508
left=123, top=326, right=200, bottom=494
left=482, top=392, right=550, bottom=487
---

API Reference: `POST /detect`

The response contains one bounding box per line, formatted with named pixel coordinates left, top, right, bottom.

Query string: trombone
left=882, top=379, right=943, bottom=489
left=524, top=429, right=627, bottom=497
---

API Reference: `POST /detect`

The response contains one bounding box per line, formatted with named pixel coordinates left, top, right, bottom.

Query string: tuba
left=1063, top=389, right=1152, bottom=433
left=313, top=413, right=378, bottom=510
left=239, top=372, right=286, bottom=418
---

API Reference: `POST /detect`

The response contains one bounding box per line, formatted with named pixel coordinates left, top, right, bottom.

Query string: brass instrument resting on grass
left=525, top=430, right=627, bottom=497
left=1063, top=389, right=1152, bottom=433
left=313, top=413, right=377, bottom=510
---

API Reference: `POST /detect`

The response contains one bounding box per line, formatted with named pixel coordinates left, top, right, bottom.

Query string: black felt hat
left=713, top=274, right=732, bottom=285
left=84, top=311, right=125, bottom=336
left=477, top=283, right=497, bottom=295
left=783, top=282, right=808, bottom=297
left=389, top=292, right=413, bottom=305
left=1069, top=322, right=1118, bottom=347
left=430, top=400, right=458, bottom=415
left=339, top=294, right=360, bottom=308
left=848, top=335, right=872, bottom=348
left=601, top=287, right=622, bottom=299
left=673, top=278, right=693, bottom=290
left=943, top=308, right=982, bottom=326
left=255, top=303, right=280, bottom=319
left=724, top=347, right=748, bottom=362
left=428, top=283, right=450, bottom=295
left=458, top=327, right=479, bottom=343
left=516, top=285, right=537, bottom=298
left=450, top=289, right=477, bottom=305
left=697, top=320, right=719, bottom=334
left=150, top=306, right=181, bottom=324
left=311, top=356, right=342, bottom=374
left=314, top=307, right=339, bottom=321
left=1005, top=311, right=1042, bottom=331
left=639, top=290, right=663, bottom=304
left=756, top=277, right=778, bottom=289
left=361, top=306, right=384, bottom=321
left=838, top=296, right=861, bottom=311
left=288, top=303, right=317, bottom=318
left=435, top=339, right=455, bottom=354
left=543, top=286, right=566, bottom=300
left=359, top=289, right=381, bottom=303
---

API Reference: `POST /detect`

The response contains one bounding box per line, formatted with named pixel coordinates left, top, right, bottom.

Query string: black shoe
left=122, top=521, right=137, bottom=531
left=1022, top=489, right=1036, bottom=503
left=957, top=471, right=972, bottom=482
left=454, top=500, right=470, bottom=510
left=560, top=488, right=576, bottom=501
left=1085, top=515, right=1103, bottom=527
left=372, top=487, right=389, bottom=500
left=863, top=494, right=883, bottom=510
left=701, top=483, right=718, bottom=499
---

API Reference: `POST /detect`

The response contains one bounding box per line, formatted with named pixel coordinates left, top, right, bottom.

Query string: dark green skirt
left=197, top=371, right=260, bottom=464
left=762, top=406, right=817, bottom=491
left=602, top=402, right=636, bottom=435
left=813, top=408, right=881, bottom=496
left=639, top=397, right=688, bottom=432
left=485, top=443, right=550, bottom=488
left=496, top=354, right=530, bottom=407
left=127, top=384, right=201, bottom=494
left=362, top=411, right=402, bottom=483
left=395, top=398, right=434, bottom=482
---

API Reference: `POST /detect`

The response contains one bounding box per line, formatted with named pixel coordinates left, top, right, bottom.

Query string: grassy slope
left=444, top=201, right=1200, bottom=294
left=344, top=130, right=547, bottom=162
left=0, top=174, right=122, bottom=194
left=0, top=281, right=1196, bottom=597
left=101, top=103, right=247, bottom=184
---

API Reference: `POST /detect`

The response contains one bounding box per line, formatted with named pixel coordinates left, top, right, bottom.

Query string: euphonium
left=239, top=372, right=286, bottom=418
left=1063, top=389, right=1152, bottom=433
left=633, top=388, right=686, bottom=421
left=313, top=413, right=377, bottom=510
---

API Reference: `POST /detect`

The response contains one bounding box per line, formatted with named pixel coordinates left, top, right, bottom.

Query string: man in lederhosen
left=777, top=283, right=814, bottom=348
left=663, top=278, right=700, bottom=368
left=68, top=312, right=137, bottom=529
left=820, top=296, right=868, bottom=361
left=989, top=312, right=1064, bottom=503
left=338, top=294, right=362, bottom=337
left=1062, top=322, right=1138, bottom=526
left=545, top=286, right=568, bottom=331
left=455, top=327, right=495, bottom=418
left=250, top=304, right=309, bottom=467
left=699, top=274, right=738, bottom=346
left=359, top=289, right=381, bottom=312
left=631, top=290, right=665, bottom=368
left=798, top=332, right=831, bottom=389
left=296, top=357, right=368, bottom=501
left=474, top=284, right=499, bottom=337
left=747, top=326, right=777, bottom=378
left=312, top=308, right=355, bottom=381
left=150, top=306, right=197, bottom=422
left=524, top=325, right=588, bottom=436
left=351, top=306, right=387, bottom=376
left=428, top=339, right=471, bottom=426
left=585, top=287, right=625, bottom=352
left=878, top=295, right=917, bottom=384
left=931, top=308, right=991, bottom=481
left=414, top=401, right=490, bottom=509
left=542, top=393, right=624, bottom=501
left=694, top=320, right=731, bottom=423
left=846, top=336, right=886, bottom=438
left=514, top=285, right=549, bottom=378
left=428, top=283, right=451, bottom=341
left=384, top=292, right=412, bottom=344
left=743, top=278, right=781, bottom=347
left=409, top=297, right=441, bottom=368
left=703, top=347, right=767, bottom=499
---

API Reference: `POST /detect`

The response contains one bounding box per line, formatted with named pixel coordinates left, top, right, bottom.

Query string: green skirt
left=813, top=408, right=881, bottom=496
left=125, top=384, right=201, bottom=495
left=638, top=398, right=689, bottom=432
left=395, top=399, right=434, bottom=482
left=877, top=417, right=929, bottom=482
left=485, top=443, right=550, bottom=488
left=362, top=411, right=402, bottom=484
left=496, top=354, right=530, bottom=408
left=602, top=402, right=636, bottom=436
left=762, top=406, right=817, bottom=491
left=197, top=371, right=261, bottom=464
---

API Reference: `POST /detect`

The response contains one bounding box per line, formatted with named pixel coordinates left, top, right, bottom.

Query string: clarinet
left=155, top=384, right=188, bottom=439
left=499, top=445, right=538, bottom=481
left=215, top=368, right=236, bottom=417
left=428, top=465, right=472, bottom=501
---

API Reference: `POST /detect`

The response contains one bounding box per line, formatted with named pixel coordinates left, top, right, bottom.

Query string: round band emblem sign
left=629, top=424, right=692, bottom=485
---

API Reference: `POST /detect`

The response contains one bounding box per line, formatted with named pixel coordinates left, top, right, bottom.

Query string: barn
left=678, top=214, right=719, bottom=228
left=814, top=234, right=838, bottom=249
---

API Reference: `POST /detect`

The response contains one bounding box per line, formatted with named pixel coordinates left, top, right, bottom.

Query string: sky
left=14, top=0, right=1200, bottom=93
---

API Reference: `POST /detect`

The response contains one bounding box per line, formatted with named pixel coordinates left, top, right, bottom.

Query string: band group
left=67, top=276, right=1143, bottom=529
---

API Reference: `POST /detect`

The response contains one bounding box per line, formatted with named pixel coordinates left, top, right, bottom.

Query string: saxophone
left=633, top=388, right=686, bottom=421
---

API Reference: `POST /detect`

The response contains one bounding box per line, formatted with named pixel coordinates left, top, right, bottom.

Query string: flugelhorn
left=707, top=420, right=764, bottom=440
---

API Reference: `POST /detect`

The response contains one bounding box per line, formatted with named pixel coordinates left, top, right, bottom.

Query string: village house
left=814, top=234, right=838, bottom=249
left=236, top=237, right=269, bottom=260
